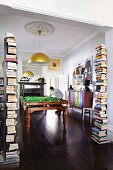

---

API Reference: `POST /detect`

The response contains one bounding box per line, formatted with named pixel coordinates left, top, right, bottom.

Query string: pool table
left=21, top=96, right=68, bottom=131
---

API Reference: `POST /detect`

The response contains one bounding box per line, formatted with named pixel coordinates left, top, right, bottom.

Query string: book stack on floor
left=91, top=44, right=110, bottom=144
left=4, top=33, right=19, bottom=162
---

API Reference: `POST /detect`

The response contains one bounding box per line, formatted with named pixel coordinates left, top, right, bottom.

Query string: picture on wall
left=48, top=59, right=60, bottom=71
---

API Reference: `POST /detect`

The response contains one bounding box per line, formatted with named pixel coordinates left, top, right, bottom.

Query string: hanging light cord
left=37, top=30, right=42, bottom=50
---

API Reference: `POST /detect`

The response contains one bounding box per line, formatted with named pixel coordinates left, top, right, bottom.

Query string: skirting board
left=107, top=125, right=113, bottom=141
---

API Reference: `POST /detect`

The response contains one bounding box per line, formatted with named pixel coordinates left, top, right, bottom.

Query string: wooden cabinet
left=65, top=90, right=93, bottom=109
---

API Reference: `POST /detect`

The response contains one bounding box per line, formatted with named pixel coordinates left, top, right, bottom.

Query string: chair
left=82, top=107, right=93, bottom=123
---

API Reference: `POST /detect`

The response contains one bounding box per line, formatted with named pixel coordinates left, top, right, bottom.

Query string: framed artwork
left=48, top=59, right=60, bottom=71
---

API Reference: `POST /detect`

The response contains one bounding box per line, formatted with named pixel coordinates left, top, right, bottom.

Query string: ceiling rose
left=24, top=21, right=55, bottom=36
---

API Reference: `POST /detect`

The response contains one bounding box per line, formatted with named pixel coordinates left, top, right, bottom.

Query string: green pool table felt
left=22, top=96, right=62, bottom=102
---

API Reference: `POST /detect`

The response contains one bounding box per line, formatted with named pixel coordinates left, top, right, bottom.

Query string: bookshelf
left=91, top=44, right=109, bottom=144
left=0, top=33, right=19, bottom=164
left=73, top=63, right=85, bottom=90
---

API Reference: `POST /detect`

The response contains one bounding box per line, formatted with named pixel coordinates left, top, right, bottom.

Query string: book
left=92, top=127, right=106, bottom=136
left=6, top=55, right=16, bottom=59
left=6, top=103, right=17, bottom=110
left=5, top=33, right=14, bottom=38
left=8, top=47, right=16, bottom=54
left=94, top=104, right=107, bottom=111
left=91, top=136, right=109, bottom=144
left=6, top=135, right=14, bottom=142
left=95, top=92, right=107, bottom=99
left=7, top=114, right=17, bottom=119
left=7, top=42, right=16, bottom=47
left=92, top=131, right=106, bottom=137
left=7, top=110, right=16, bottom=115
left=6, top=85, right=15, bottom=93
left=6, top=58, right=17, bottom=62
left=8, top=78, right=17, bottom=85
left=95, top=117, right=108, bottom=124
left=96, top=44, right=107, bottom=49
left=6, top=119, right=16, bottom=126
left=8, top=94, right=17, bottom=102
left=96, top=55, right=107, bottom=59
left=7, top=126, right=16, bottom=134
left=94, top=121, right=107, bottom=130
left=95, top=99, right=107, bottom=105
left=8, top=143, right=18, bottom=151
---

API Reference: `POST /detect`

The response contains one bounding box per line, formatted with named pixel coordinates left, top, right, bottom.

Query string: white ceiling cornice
left=63, top=31, right=100, bottom=57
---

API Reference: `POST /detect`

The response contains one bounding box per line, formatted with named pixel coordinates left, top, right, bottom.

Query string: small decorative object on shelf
left=35, top=77, right=45, bottom=83
left=68, top=85, right=73, bottom=91
left=0, top=33, right=19, bottom=165
left=20, top=77, right=30, bottom=82
left=91, top=44, right=110, bottom=144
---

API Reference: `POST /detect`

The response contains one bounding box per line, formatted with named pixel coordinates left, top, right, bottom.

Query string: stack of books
left=7, top=62, right=17, bottom=70
left=91, top=44, right=109, bottom=144
left=5, top=33, right=19, bottom=161
left=6, top=70, right=17, bottom=77
left=6, top=33, right=17, bottom=55
left=8, top=95, right=17, bottom=102
left=6, top=55, right=17, bottom=62
left=7, top=78, right=17, bottom=85
left=6, top=86, right=15, bottom=94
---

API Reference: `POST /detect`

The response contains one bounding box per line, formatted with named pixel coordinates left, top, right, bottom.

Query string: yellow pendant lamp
left=28, top=52, right=49, bottom=65
left=23, top=71, right=34, bottom=77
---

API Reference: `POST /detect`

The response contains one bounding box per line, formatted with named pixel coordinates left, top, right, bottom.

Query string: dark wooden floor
left=0, top=110, right=113, bottom=170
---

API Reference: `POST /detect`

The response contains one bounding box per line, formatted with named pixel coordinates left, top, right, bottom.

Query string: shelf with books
left=91, top=44, right=110, bottom=144
left=0, top=33, right=19, bottom=165
left=5, top=33, right=19, bottom=163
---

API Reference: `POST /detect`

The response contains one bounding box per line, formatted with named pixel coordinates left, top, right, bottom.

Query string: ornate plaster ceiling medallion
left=24, top=21, right=55, bottom=36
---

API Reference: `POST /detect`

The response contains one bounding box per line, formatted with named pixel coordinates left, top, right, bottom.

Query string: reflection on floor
left=0, top=110, right=113, bottom=170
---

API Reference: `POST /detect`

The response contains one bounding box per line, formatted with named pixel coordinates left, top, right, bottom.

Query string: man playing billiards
left=49, top=86, right=63, bottom=115
left=49, top=86, right=63, bottom=99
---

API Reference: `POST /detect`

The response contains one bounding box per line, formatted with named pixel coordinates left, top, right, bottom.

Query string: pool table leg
left=62, top=106, right=67, bottom=129
left=25, top=107, right=31, bottom=133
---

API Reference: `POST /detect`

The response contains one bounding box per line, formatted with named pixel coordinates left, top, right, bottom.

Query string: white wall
left=62, top=33, right=105, bottom=85
left=105, top=29, right=113, bottom=140
left=1, top=0, right=113, bottom=27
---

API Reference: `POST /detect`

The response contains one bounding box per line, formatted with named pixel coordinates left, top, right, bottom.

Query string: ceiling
left=0, top=5, right=110, bottom=61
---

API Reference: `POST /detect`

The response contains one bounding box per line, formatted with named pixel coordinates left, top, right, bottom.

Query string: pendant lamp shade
left=23, top=71, right=34, bottom=77
left=28, top=52, right=49, bottom=65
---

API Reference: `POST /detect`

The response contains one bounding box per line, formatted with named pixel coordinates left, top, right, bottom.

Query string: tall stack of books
left=91, top=44, right=109, bottom=144
left=5, top=33, right=19, bottom=161
left=0, top=77, right=4, bottom=162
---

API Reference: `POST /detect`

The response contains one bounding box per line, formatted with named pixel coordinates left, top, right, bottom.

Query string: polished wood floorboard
left=0, top=110, right=113, bottom=170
